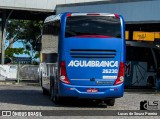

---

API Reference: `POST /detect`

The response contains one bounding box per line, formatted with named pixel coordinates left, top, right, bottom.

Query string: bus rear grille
left=70, top=49, right=116, bottom=58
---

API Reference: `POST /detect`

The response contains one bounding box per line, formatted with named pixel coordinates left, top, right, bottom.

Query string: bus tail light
left=60, top=61, right=70, bottom=84
left=114, top=62, right=125, bottom=85
left=67, top=13, right=72, bottom=17
left=114, top=14, right=120, bottom=19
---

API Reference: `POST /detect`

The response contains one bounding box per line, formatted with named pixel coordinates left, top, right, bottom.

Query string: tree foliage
left=5, top=48, right=26, bottom=58
left=7, top=20, right=43, bottom=50
left=6, top=20, right=43, bottom=61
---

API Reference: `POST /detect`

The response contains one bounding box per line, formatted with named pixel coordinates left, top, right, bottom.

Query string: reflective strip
left=102, top=76, right=117, bottom=79
left=70, top=13, right=115, bottom=17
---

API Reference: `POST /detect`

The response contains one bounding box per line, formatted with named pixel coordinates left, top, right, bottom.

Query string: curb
left=0, top=81, right=40, bottom=87
left=0, top=81, right=16, bottom=85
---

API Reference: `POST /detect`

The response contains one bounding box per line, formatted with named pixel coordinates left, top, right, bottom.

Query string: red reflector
left=60, top=61, right=65, bottom=67
left=66, top=88, right=71, bottom=90
left=60, top=61, right=70, bottom=84
left=114, top=62, right=125, bottom=85
left=67, top=13, right=72, bottom=17
left=114, top=14, right=120, bottom=19
left=87, top=13, right=100, bottom=16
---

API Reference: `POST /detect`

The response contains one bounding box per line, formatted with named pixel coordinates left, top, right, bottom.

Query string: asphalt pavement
left=0, top=84, right=159, bottom=118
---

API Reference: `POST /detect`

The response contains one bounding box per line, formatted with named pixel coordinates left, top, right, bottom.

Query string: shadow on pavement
left=0, top=88, right=54, bottom=107
left=0, top=85, right=108, bottom=108
left=54, top=98, right=108, bottom=108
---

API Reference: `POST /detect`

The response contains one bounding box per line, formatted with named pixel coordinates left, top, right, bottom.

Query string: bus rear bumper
left=58, top=83, right=124, bottom=99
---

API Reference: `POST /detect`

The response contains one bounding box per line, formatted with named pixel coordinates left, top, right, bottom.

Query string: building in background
left=55, top=0, right=160, bottom=43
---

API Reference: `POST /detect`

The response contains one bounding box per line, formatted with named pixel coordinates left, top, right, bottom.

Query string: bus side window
left=126, top=46, right=136, bottom=61
left=52, top=21, right=60, bottom=63
left=42, top=20, right=61, bottom=63
left=153, top=48, right=160, bottom=67
left=126, top=46, right=155, bottom=70
left=135, top=47, right=155, bottom=70
left=153, top=48, right=160, bottom=77
left=144, top=48, right=155, bottom=71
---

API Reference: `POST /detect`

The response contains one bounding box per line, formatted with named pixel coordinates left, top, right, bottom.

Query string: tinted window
left=65, top=16, right=121, bottom=38
left=153, top=48, right=160, bottom=68
left=43, top=21, right=60, bottom=35
left=126, top=46, right=155, bottom=69
left=126, top=46, right=153, bottom=62
left=42, top=21, right=60, bottom=63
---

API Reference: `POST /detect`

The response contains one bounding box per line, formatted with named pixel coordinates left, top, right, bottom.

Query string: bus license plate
left=87, top=88, right=98, bottom=93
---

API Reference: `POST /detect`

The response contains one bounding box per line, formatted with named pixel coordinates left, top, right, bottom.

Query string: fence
left=0, top=64, right=39, bottom=82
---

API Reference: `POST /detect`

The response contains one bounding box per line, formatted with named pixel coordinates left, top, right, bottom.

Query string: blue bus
left=39, top=13, right=125, bottom=106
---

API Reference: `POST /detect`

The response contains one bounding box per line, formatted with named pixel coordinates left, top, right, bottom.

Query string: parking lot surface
left=0, top=85, right=159, bottom=118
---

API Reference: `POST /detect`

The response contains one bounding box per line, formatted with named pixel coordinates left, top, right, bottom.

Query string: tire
left=50, top=86, right=54, bottom=101
left=39, top=73, right=42, bottom=86
left=41, top=73, right=48, bottom=95
left=42, top=87, right=48, bottom=95
left=53, top=90, right=63, bottom=104
left=104, top=98, right=115, bottom=106
left=50, top=77, right=62, bottom=104
left=50, top=76, right=54, bottom=101
left=54, top=95, right=61, bottom=104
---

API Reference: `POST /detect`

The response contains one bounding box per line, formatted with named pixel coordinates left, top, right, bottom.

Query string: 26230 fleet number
left=102, top=69, right=118, bottom=74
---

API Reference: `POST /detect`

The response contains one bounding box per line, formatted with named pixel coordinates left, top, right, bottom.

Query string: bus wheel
left=50, top=77, right=55, bottom=102
left=52, top=82, right=62, bottom=104
left=42, top=87, right=48, bottom=95
left=53, top=92, right=62, bottom=104
left=147, top=77, right=154, bottom=88
left=104, top=98, right=115, bottom=106
left=39, top=73, right=42, bottom=86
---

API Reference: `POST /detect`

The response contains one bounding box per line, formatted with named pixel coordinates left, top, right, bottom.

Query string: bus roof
left=66, top=13, right=116, bottom=17
left=44, top=14, right=61, bottom=23
left=44, top=12, right=120, bottom=23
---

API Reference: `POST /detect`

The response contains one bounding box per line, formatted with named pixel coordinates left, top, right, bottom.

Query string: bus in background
left=38, top=12, right=125, bottom=106
left=125, top=41, right=160, bottom=88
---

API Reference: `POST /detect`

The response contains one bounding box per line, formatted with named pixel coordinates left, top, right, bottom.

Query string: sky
left=6, top=40, right=31, bottom=58
left=12, top=41, right=40, bottom=62
left=13, top=41, right=30, bottom=57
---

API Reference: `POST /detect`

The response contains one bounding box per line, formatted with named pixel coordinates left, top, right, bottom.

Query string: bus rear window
left=65, top=16, right=121, bottom=38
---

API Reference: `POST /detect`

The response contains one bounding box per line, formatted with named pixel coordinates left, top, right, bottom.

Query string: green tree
left=6, top=20, right=43, bottom=63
